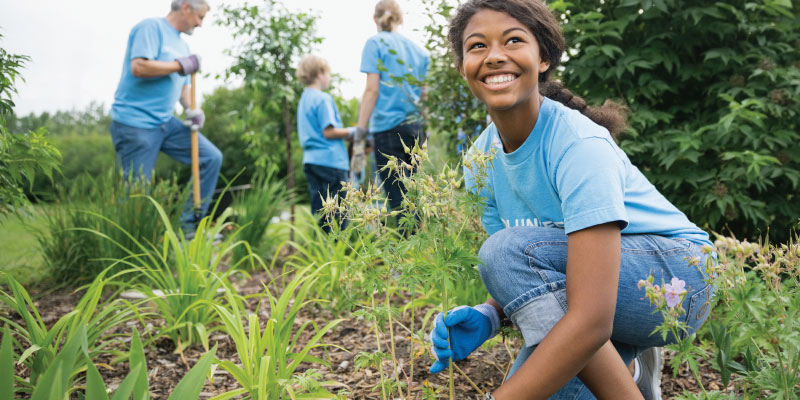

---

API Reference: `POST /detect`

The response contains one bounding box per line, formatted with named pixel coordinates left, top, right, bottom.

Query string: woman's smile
left=460, top=9, right=549, bottom=112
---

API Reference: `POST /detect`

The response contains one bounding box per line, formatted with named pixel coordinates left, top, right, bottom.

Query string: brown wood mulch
left=5, top=270, right=728, bottom=399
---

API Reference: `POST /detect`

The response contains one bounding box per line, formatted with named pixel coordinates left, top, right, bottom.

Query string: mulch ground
left=7, top=269, right=727, bottom=399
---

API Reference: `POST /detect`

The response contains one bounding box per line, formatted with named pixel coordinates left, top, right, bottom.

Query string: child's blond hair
left=296, top=55, right=330, bottom=86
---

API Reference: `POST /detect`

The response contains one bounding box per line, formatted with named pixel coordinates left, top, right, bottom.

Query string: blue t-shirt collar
left=494, top=97, right=554, bottom=166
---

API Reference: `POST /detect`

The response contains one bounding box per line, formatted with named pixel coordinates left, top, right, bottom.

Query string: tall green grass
left=33, top=169, right=185, bottom=284
left=232, top=166, right=295, bottom=265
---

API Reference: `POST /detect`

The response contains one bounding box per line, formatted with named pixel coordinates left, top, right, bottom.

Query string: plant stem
left=454, top=362, right=485, bottom=396
left=444, top=283, right=454, bottom=400
left=408, top=285, right=416, bottom=399
left=372, top=293, right=388, bottom=400
left=385, top=289, right=404, bottom=398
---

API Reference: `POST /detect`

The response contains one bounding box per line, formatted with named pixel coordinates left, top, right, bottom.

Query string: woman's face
left=459, top=9, right=549, bottom=112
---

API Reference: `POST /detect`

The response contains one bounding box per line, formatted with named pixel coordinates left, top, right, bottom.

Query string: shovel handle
left=190, top=73, right=201, bottom=212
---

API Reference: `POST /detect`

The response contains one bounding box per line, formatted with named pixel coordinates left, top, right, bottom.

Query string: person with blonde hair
left=296, top=55, right=357, bottom=232
left=352, top=0, right=429, bottom=223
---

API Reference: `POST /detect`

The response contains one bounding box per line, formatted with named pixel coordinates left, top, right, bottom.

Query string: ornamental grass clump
left=0, top=324, right=217, bottom=399
left=0, top=270, right=146, bottom=396
left=34, top=170, right=185, bottom=285
left=87, top=196, right=260, bottom=352
left=208, top=265, right=344, bottom=400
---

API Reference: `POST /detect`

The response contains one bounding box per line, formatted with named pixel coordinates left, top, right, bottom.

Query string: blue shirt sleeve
left=554, top=137, right=629, bottom=234
left=129, top=21, right=160, bottom=60
left=360, top=38, right=380, bottom=74
left=316, top=96, right=340, bottom=131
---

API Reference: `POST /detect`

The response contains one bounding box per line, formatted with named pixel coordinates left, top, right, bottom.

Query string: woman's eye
left=507, top=37, right=523, bottom=45
left=468, top=42, right=486, bottom=50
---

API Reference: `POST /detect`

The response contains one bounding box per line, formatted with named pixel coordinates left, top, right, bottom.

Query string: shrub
left=557, top=0, right=800, bottom=242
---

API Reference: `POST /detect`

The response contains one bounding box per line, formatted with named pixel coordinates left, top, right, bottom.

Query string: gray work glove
left=176, top=54, right=201, bottom=76
left=353, top=126, right=368, bottom=142
left=350, top=138, right=367, bottom=179
left=183, top=108, right=205, bottom=130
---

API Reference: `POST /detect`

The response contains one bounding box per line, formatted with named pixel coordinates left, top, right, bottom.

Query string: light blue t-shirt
left=464, top=98, right=712, bottom=247
left=360, top=31, right=429, bottom=133
left=297, top=88, right=349, bottom=171
left=110, top=18, right=191, bottom=128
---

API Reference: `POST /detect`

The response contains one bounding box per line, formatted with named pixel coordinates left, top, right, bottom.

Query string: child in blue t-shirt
left=428, top=1, right=716, bottom=399
left=296, top=55, right=357, bottom=232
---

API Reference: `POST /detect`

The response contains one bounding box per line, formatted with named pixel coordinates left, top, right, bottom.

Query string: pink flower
left=664, top=277, right=687, bottom=308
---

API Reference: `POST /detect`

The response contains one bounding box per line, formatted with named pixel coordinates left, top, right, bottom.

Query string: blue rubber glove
left=429, top=304, right=500, bottom=374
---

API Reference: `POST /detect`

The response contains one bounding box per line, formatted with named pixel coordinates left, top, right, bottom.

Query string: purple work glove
left=183, top=109, right=205, bottom=130
left=176, top=54, right=201, bottom=76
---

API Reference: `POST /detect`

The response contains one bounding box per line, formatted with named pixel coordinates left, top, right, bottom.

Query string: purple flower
left=664, top=277, right=687, bottom=308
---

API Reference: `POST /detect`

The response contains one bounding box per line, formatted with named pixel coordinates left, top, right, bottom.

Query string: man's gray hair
left=171, top=0, right=209, bottom=11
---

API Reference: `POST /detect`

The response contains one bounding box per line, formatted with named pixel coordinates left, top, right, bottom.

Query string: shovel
left=190, top=73, right=201, bottom=220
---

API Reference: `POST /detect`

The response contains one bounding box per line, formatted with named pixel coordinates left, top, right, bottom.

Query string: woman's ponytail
left=540, top=81, right=628, bottom=138
left=374, top=0, right=403, bottom=32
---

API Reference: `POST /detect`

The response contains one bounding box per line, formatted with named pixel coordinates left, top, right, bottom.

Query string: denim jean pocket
left=681, top=283, right=713, bottom=339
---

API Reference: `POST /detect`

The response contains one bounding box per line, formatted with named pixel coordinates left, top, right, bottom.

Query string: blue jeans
left=479, top=227, right=714, bottom=400
left=303, top=163, right=348, bottom=233
left=372, top=122, right=425, bottom=212
left=109, top=118, right=222, bottom=231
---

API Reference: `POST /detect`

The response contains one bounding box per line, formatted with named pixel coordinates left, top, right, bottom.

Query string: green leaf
left=166, top=345, right=217, bottom=400
left=86, top=360, right=110, bottom=400
left=0, top=326, right=14, bottom=399
left=129, top=328, right=149, bottom=400
left=110, top=364, right=143, bottom=400
left=30, top=325, right=85, bottom=400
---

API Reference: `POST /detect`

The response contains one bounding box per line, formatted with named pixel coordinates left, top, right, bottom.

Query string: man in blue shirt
left=109, top=0, right=222, bottom=238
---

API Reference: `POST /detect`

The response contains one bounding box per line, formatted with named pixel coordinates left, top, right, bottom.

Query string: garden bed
left=14, top=269, right=724, bottom=399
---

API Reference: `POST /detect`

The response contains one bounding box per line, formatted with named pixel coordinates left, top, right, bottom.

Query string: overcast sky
left=0, top=0, right=438, bottom=116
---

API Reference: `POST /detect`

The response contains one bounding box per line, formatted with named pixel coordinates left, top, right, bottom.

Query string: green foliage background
left=555, top=0, right=800, bottom=241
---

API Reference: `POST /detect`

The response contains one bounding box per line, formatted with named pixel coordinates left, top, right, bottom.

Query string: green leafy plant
left=642, top=233, right=800, bottom=399
left=233, top=165, right=295, bottom=264
left=93, top=197, right=255, bottom=351
left=0, top=32, right=61, bottom=216
left=208, top=265, right=344, bottom=399
left=278, top=207, right=367, bottom=312
left=419, top=0, right=489, bottom=166
left=0, top=271, right=145, bottom=396
left=0, top=323, right=217, bottom=400
left=33, top=169, right=185, bottom=284
left=325, top=142, right=493, bottom=399
left=557, top=0, right=800, bottom=242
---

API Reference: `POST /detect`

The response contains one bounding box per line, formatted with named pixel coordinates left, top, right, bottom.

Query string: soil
left=7, top=270, right=728, bottom=399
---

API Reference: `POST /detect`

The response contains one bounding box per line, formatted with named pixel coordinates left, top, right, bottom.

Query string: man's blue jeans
left=109, top=117, right=222, bottom=231
left=479, top=227, right=714, bottom=399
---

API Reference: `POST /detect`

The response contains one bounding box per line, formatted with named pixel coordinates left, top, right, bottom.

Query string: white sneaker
left=635, top=347, right=663, bottom=400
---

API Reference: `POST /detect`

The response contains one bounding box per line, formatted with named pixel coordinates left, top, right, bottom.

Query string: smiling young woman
left=427, top=1, right=716, bottom=400
left=459, top=9, right=550, bottom=152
